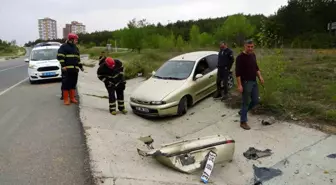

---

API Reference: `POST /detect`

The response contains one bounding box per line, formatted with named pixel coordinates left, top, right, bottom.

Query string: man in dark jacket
left=214, top=41, right=234, bottom=100
left=57, top=33, right=84, bottom=105
left=235, top=39, right=264, bottom=130
left=98, top=51, right=107, bottom=65
left=97, top=57, right=127, bottom=115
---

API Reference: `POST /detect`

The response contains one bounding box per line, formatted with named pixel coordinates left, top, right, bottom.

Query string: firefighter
left=97, top=57, right=127, bottom=115
left=57, top=33, right=84, bottom=105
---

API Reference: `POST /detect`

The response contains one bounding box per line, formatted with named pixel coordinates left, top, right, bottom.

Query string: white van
left=25, top=42, right=63, bottom=84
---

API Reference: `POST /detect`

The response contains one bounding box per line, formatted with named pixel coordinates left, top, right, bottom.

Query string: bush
left=121, top=49, right=183, bottom=79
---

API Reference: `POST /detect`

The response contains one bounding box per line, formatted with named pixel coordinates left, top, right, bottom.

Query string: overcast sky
left=0, top=0, right=288, bottom=46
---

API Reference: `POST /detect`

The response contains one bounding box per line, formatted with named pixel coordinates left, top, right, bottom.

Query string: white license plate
left=135, top=107, right=149, bottom=112
left=200, top=151, right=217, bottom=183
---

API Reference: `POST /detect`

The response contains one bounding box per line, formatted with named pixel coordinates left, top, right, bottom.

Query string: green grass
left=225, top=48, right=336, bottom=127
left=81, top=46, right=336, bottom=127
left=0, top=47, right=26, bottom=57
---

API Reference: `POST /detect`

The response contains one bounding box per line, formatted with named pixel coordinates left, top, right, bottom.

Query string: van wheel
left=177, top=96, right=188, bottom=116
left=29, top=79, right=35, bottom=84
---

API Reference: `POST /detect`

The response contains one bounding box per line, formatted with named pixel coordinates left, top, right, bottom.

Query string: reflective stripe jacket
left=97, top=59, right=125, bottom=86
left=57, top=42, right=83, bottom=70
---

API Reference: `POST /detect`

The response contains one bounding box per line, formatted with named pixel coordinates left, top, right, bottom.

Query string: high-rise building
left=63, top=24, right=71, bottom=39
left=62, top=21, right=86, bottom=39
left=38, top=17, right=57, bottom=40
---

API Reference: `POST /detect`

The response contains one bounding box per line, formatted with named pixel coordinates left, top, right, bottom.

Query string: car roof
left=169, top=51, right=218, bottom=61
left=33, top=42, right=62, bottom=48
left=32, top=45, right=60, bottom=51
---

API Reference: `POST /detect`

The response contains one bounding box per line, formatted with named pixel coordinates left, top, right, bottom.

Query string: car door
left=205, top=54, right=219, bottom=93
left=191, top=57, right=214, bottom=102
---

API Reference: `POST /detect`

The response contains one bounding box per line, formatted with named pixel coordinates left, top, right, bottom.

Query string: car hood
left=131, top=77, right=187, bottom=101
left=30, top=59, right=60, bottom=67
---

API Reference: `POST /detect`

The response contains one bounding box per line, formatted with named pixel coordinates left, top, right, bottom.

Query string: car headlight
left=150, top=101, right=166, bottom=105
left=28, top=64, right=38, bottom=69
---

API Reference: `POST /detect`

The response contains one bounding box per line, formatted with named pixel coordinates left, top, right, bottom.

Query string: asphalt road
left=0, top=50, right=93, bottom=184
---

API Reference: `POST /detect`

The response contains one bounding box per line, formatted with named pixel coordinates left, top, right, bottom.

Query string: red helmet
left=105, top=57, right=115, bottom=68
left=68, top=33, right=78, bottom=40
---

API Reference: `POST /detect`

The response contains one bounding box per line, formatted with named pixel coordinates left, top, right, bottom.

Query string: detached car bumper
left=129, top=100, right=179, bottom=117
left=28, top=68, right=62, bottom=81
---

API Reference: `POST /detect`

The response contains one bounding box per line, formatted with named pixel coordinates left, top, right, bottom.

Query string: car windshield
left=153, top=60, right=195, bottom=80
left=30, top=49, right=58, bottom=61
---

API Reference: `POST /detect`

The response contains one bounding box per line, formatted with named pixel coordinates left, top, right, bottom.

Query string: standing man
left=235, top=39, right=264, bottom=130
left=97, top=57, right=127, bottom=115
left=57, top=33, right=84, bottom=105
left=98, top=51, right=107, bottom=65
left=213, top=41, right=234, bottom=100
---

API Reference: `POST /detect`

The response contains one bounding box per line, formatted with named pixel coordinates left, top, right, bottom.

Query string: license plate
left=135, top=107, right=149, bottom=113
left=42, top=72, right=56, bottom=76
left=200, top=151, right=217, bottom=183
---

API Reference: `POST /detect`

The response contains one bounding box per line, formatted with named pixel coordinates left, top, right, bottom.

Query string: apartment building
left=63, top=21, right=86, bottom=39
left=38, top=17, right=57, bottom=40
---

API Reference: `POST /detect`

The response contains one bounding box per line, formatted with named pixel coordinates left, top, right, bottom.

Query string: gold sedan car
left=129, top=51, right=234, bottom=117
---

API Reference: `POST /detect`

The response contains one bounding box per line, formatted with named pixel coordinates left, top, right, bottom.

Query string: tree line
left=24, top=0, right=336, bottom=50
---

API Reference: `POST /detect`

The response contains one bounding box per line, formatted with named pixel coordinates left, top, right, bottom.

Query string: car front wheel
left=177, top=96, right=188, bottom=116
left=29, top=79, right=36, bottom=84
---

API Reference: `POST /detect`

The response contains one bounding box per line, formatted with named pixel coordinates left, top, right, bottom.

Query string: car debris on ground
left=327, top=153, right=336, bottom=159
left=253, top=164, right=283, bottom=185
left=243, top=147, right=273, bottom=160
left=137, top=134, right=235, bottom=182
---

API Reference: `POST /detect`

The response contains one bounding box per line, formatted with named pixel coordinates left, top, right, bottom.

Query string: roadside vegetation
left=0, top=39, right=26, bottom=58
left=24, top=0, right=336, bottom=126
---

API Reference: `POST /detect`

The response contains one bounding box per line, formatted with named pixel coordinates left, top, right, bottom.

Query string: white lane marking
left=0, top=64, right=27, bottom=73
left=0, top=77, right=29, bottom=96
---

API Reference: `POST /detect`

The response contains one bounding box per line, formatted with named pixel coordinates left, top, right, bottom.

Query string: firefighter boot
left=70, top=89, right=78, bottom=104
left=121, top=109, right=128, bottom=114
left=63, top=90, right=70, bottom=105
left=109, top=102, right=117, bottom=115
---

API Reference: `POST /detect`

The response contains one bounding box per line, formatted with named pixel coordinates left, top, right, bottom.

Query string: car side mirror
left=152, top=71, right=156, bottom=75
left=24, top=58, right=29, bottom=63
left=195, top=73, right=203, bottom=80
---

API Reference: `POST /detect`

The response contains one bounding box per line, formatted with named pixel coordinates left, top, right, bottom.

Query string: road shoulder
left=78, top=65, right=336, bottom=185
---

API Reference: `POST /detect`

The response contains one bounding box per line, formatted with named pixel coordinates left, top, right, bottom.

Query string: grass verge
left=82, top=46, right=336, bottom=129
left=0, top=47, right=26, bottom=58
left=224, top=48, right=336, bottom=129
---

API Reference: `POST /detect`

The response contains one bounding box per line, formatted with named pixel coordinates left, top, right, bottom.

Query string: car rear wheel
left=177, top=96, right=188, bottom=116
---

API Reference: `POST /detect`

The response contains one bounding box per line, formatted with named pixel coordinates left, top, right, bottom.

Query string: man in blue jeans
left=235, top=39, right=264, bottom=130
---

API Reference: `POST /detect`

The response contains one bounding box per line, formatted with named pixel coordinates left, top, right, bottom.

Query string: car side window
left=206, top=54, right=218, bottom=71
left=194, top=58, right=211, bottom=76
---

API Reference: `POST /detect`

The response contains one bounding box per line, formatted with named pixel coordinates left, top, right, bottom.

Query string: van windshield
left=30, top=49, right=58, bottom=61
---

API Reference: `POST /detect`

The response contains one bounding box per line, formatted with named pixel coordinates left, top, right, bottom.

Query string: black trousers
left=105, top=84, right=125, bottom=112
left=63, top=70, right=79, bottom=90
left=216, top=68, right=229, bottom=95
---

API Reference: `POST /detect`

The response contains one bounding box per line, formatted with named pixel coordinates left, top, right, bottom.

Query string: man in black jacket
left=214, top=41, right=234, bottom=100
left=97, top=57, right=127, bottom=115
left=57, top=33, right=84, bottom=105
